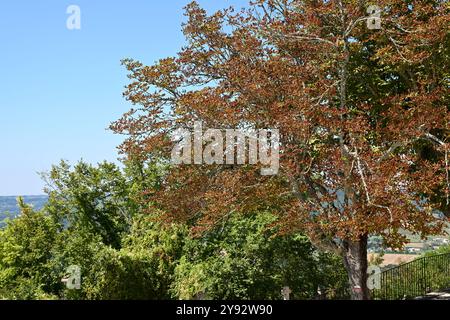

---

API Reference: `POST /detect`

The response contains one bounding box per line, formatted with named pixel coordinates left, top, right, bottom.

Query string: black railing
left=372, top=253, right=450, bottom=300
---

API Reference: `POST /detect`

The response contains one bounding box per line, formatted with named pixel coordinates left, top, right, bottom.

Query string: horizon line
left=0, top=194, right=48, bottom=198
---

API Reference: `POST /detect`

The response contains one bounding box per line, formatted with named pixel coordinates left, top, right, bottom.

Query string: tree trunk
left=342, top=234, right=370, bottom=300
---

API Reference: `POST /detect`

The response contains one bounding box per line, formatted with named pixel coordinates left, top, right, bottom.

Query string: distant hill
left=0, top=195, right=48, bottom=223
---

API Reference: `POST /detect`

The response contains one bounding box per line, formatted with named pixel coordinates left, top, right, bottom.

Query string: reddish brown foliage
left=111, top=0, right=449, bottom=299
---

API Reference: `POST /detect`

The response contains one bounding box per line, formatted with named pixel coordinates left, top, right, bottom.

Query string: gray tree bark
left=342, top=234, right=370, bottom=300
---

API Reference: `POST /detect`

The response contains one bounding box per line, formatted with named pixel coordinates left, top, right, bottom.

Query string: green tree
left=0, top=198, right=59, bottom=299
left=172, top=212, right=347, bottom=300
left=43, top=160, right=134, bottom=249
left=0, top=160, right=348, bottom=300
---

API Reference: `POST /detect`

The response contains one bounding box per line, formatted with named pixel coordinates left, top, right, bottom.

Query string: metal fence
left=372, top=253, right=450, bottom=300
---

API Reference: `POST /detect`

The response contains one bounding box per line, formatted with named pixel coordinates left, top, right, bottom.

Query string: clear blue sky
left=0, top=0, right=249, bottom=196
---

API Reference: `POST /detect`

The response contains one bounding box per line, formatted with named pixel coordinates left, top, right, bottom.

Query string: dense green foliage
left=0, top=160, right=348, bottom=300
left=172, top=213, right=347, bottom=300
left=0, top=198, right=58, bottom=299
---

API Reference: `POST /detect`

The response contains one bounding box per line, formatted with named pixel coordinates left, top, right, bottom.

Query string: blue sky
left=0, top=0, right=249, bottom=196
